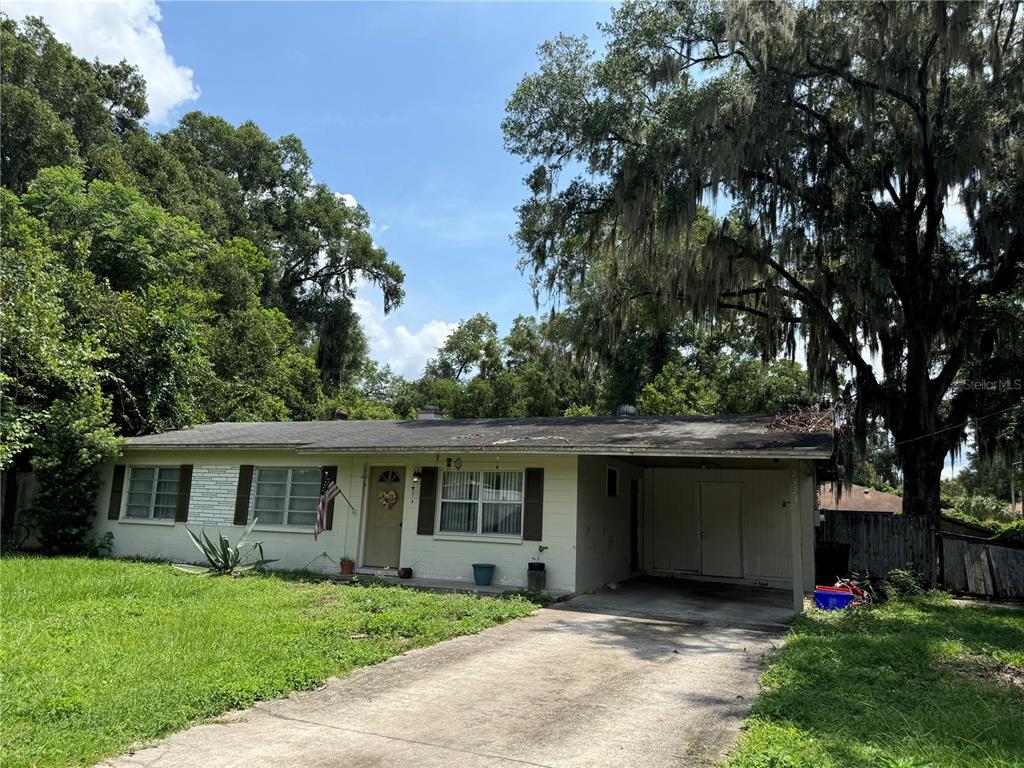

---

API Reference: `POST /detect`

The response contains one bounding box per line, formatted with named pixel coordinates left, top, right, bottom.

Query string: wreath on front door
left=377, top=490, right=398, bottom=510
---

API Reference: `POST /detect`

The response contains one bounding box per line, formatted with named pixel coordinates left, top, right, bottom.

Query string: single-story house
left=90, top=413, right=832, bottom=612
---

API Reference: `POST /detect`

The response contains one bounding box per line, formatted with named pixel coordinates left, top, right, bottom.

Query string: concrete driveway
left=104, top=581, right=788, bottom=768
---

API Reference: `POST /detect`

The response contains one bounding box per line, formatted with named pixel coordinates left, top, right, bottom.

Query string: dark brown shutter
left=523, top=468, right=544, bottom=541
left=107, top=465, right=126, bottom=520
left=234, top=465, right=254, bottom=525
left=321, top=465, right=338, bottom=530
left=175, top=464, right=193, bottom=522
left=417, top=467, right=438, bottom=535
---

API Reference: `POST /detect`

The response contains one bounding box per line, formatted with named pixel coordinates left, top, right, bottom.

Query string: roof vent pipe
left=334, top=409, right=349, bottom=421
left=417, top=405, right=442, bottom=420
left=616, top=404, right=639, bottom=417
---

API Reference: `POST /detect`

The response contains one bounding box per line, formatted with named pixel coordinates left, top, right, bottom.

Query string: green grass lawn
left=0, top=556, right=537, bottom=768
left=727, top=594, right=1024, bottom=768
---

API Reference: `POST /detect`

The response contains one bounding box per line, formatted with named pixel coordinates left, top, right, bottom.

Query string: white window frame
left=252, top=467, right=321, bottom=528
left=606, top=465, right=620, bottom=498
left=437, top=469, right=525, bottom=538
left=123, top=465, right=180, bottom=522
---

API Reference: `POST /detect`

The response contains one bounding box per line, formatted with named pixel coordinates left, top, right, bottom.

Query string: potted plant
left=472, top=563, right=496, bottom=586
left=340, top=556, right=355, bottom=576
left=397, top=566, right=413, bottom=579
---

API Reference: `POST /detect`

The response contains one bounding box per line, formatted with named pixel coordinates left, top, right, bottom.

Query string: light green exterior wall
left=92, top=448, right=580, bottom=592
left=92, top=448, right=816, bottom=598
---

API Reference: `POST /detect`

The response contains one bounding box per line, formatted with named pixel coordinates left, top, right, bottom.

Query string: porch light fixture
left=412, top=467, right=422, bottom=483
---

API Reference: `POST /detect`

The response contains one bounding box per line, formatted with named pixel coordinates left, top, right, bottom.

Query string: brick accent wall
left=186, top=465, right=240, bottom=526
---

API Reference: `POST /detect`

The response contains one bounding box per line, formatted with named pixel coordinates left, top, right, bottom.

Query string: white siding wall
left=92, top=450, right=366, bottom=575
left=574, top=456, right=643, bottom=592
left=394, top=453, right=578, bottom=592
left=91, top=446, right=815, bottom=595
left=643, top=462, right=816, bottom=592
left=91, top=449, right=580, bottom=591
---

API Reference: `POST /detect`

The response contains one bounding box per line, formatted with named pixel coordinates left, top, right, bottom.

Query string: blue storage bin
left=815, top=587, right=854, bottom=610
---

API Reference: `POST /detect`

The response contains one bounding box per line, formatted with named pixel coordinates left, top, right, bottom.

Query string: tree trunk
left=897, top=441, right=946, bottom=585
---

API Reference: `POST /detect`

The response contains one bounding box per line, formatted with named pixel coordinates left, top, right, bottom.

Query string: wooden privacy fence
left=818, top=510, right=1024, bottom=600
left=942, top=534, right=1024, bottom=600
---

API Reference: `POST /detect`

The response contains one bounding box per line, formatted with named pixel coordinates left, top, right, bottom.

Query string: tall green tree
left=1, top=15, right=403, bottom=389
left=424, top=313, right=502, bottom=381
left=0, top=188, right=121, bottom=551
left=20, top=167, right=214, bottom=435
left=158, top=112, right=405, bottom=386
left=0, top=15, right=146, bottom=191
left=505, top=1, right=1024, bottom=576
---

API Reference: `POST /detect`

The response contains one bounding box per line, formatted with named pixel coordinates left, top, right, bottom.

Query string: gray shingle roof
left=125, top=415, right=833, bottom=458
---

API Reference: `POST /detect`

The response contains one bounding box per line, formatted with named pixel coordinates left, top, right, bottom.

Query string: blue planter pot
left=472, top=563, right=496, bottom=586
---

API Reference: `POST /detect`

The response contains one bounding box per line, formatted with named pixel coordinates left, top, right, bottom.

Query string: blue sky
left=10, top=0, right=615, bottom=377
left=157, top=2, right=616, bottom=377
left=2, top=1, right=970, bottom=475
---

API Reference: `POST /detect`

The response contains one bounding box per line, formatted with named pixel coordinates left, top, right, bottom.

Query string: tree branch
left=763, top=254, right=882, bottom=396
left=804, top=55, right=924, bottom=121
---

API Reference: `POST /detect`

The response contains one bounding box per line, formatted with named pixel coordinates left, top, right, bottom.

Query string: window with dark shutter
left=234, top=465, right=254, bottom=525
left=175, top=464, right=193, bottom=522
left=107, top=465, right=126, bottom=520
left=523, top=468, right=544, bottom=541
left=417, top=467, right=438, bottom=535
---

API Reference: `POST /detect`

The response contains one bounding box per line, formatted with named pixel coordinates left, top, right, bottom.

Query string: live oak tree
left=504, top=0, right=1024, bottom=577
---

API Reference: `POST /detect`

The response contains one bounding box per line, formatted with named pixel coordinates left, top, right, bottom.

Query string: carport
left=560, top=576, right=794, bottom=630
left=573, top=427, right=832, bottom=615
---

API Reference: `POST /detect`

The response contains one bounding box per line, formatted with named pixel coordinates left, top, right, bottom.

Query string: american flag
left=314, top=474, right=341, bottom=540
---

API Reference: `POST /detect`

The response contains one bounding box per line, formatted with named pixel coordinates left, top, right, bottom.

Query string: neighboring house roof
left=819, top=483, right=1017, bottom=539
left=124, top=415, right=833, bottom=458
left=819, top=483, right=903, bottom=513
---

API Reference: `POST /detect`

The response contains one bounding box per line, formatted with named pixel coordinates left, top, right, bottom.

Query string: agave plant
left=173, top=518, right=278, bottom=575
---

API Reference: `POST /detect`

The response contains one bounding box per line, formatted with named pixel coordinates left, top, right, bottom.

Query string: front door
left=364, top=467, right=404, bottom=568
left=699, top=482, right=743, bottom=578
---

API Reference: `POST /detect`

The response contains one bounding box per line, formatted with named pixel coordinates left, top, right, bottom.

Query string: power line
left=891, top=404, right=1021, bottom=447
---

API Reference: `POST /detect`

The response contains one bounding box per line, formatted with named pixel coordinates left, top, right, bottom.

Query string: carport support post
left=789, top=470, right=804, bottom=615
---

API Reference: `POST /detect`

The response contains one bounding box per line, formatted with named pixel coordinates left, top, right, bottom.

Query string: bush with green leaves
left=30, top=391, right=121, bottom=553
left=948, top=494, right=1016, bottom=524
left=174, top=518, right=278, bottom=576
left=884, top=568, right=925, bottom=600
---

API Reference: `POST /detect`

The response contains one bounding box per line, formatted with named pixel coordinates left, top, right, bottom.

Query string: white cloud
left=335, top=192, right=358, bottom=209
left=6, top=0, right=199, bottom=125
left=352, top=285, right=457, bottom=378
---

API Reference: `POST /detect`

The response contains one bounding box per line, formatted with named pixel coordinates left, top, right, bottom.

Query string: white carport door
left=699, top=482, right=743, bottom=578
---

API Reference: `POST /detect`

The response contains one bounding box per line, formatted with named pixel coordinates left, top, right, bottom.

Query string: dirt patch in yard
left=940, top=654, right=1024, bottom=691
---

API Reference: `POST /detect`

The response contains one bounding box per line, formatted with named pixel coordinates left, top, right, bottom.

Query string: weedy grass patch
left=0, top=556, right=537, bottom=767
left=727, top=594, right=1024, bottom=768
